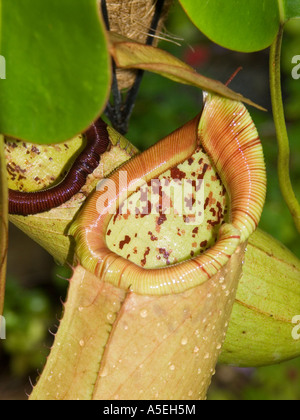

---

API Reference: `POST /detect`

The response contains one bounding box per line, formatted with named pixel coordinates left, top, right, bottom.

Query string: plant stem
left=101, top=0, right=124, bottom=130
left=102, top=0, right=167, bottom=134
left=0, top=137, right=8, bottom=316
left=121, top=0, right=167, bottom=129
left=269, top=25, right=300, bottom=233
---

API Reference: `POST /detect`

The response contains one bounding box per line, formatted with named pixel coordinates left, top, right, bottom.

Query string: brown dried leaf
left=109, top=32, right=266, bottom=111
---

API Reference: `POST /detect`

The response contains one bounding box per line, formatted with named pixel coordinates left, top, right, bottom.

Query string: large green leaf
left=221, top=229, right=300, bottom=367
left=283, top=0, right=300, bottom=20
left=179, top=0, right=281, bottom=52
left=179, top=0, right=300, bottom=53
left=0, top=0, right=111, bottom=144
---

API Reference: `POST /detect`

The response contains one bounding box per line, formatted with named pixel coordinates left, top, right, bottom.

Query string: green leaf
left=109, top=33, right=266, bottom=110
left=283, top=0, right=300, bottom=20
left=0, top=0, right=111, bottom=144
left=179, top=0, right=280, bottom=52
left=220, top=229, right=300, bottom=367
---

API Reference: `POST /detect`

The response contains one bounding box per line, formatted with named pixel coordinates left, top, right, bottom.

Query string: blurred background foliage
left=1, top=2, right=299, bottom=400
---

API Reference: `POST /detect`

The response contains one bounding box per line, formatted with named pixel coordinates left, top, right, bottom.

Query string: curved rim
left=71, top=96, right=266, bottom=296
left=200, top=93, right=267, bottom=242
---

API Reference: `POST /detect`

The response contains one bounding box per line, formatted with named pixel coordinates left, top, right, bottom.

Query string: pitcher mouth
left=70, top=94, right=266, bottom=296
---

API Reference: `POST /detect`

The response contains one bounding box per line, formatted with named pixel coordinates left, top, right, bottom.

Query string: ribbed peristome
left=71, top=94, right=266, bottom=295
